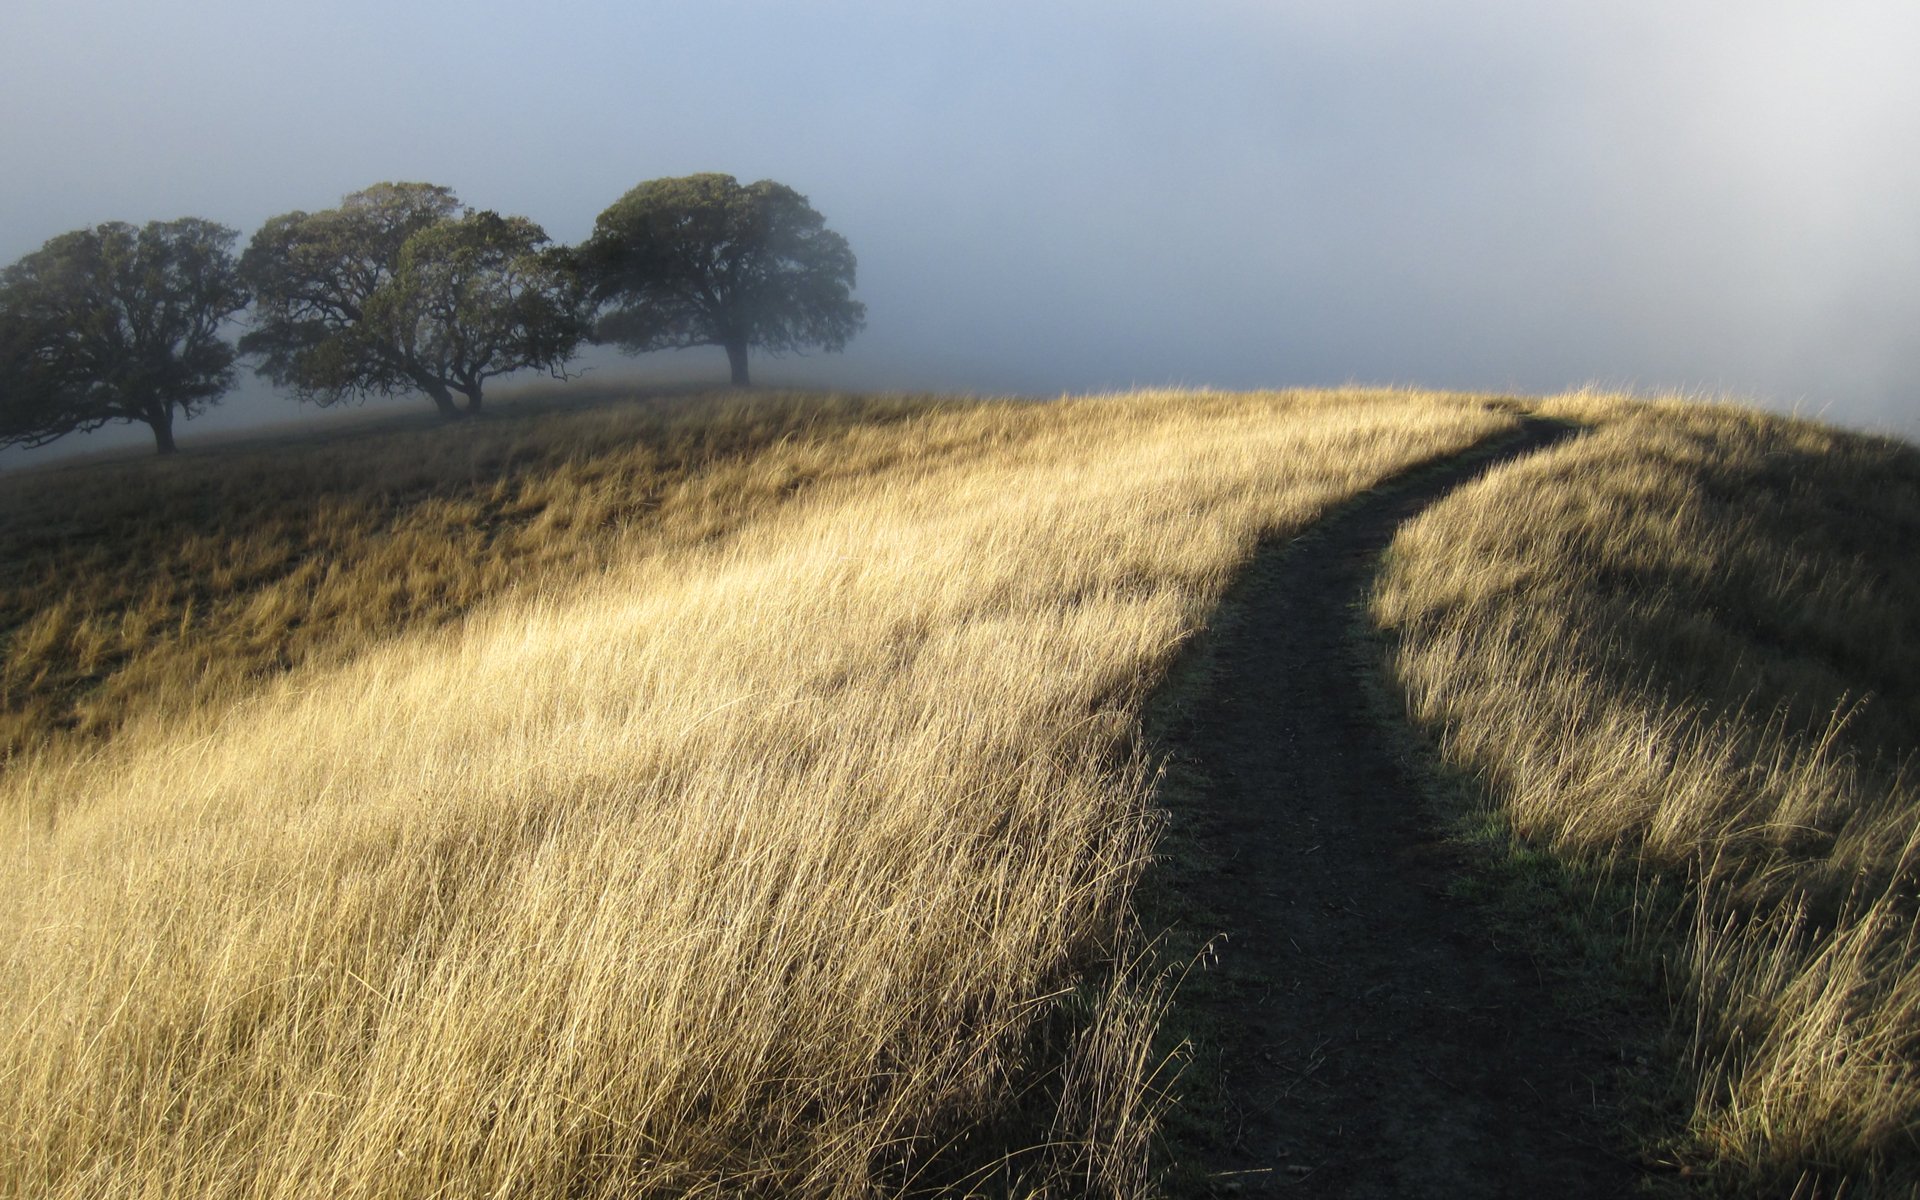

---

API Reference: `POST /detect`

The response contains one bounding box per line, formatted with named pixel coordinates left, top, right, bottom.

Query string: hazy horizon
left=4, top=0, right=1916, bottom=464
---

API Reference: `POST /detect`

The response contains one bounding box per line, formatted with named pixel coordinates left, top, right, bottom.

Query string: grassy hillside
left=0, top=387, right=1512, bottom=1198
left=0, top=390, right=962, bottom=762
left=1373, top=395, right=1920, bottom=1194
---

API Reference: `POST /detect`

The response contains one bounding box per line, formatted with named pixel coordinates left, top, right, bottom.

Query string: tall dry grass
left=0, top=388, right=965, bottom=761
left=1, top=388, right=1511, bottom=1198
left=1372, top=394, right=1920, bottom=1194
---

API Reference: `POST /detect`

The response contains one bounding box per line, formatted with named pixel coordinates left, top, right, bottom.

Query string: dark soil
left=1154, top=421, right=1648, bottom=1198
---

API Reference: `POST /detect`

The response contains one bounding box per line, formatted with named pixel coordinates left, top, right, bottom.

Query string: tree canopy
left=0, top=219, right=247, bottom=454
left=580, top=174, right=865, bottom=386
left=240, top=183, right=583, bottom=416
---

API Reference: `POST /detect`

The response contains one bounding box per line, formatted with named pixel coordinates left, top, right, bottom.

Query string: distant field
left=0, top=387, right=1512, bottom=1198
left=1375, top=395, right=1920, bottom=1193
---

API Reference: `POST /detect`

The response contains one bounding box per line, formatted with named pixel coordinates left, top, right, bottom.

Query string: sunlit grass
left=0, top=389, right=964, bottom=762
left=0, top=387, right=1510, bottom=1198
left=1373, top=393, right=1920, bottom=1193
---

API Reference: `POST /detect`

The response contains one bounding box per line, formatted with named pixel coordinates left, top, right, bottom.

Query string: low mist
left=3, top=0, right=1915, bottom=466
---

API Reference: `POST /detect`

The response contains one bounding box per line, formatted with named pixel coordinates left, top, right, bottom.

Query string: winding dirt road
left=1160, top=422, right=1643, bottom=1197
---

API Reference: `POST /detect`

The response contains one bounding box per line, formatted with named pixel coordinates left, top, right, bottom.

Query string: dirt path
left=1158, top=421, right=1641, bottom=1197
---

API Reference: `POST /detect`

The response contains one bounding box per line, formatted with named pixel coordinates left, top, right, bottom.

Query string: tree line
left=0, top=175, right=865, bottom=454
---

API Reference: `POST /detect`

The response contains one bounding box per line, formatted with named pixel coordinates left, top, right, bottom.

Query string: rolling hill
left=1, top=386, right=1913, bottom=1197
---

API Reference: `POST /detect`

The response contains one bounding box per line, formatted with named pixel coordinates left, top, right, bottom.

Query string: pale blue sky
left=3, top=0, right=1916, bottom=455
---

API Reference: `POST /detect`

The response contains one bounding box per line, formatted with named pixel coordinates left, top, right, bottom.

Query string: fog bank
left=3, top=0, right=1915, bottom=461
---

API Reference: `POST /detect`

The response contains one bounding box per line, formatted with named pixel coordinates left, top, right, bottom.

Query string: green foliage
left=581, top=173, right=865, bottom=385
left=240, top=183, right=583, bottom=416
left=0, top=219, right=247, bottom=454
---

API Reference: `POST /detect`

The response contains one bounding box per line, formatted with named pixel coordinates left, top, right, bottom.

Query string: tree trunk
left=150, top=410, right=177, bottom=454
left=461, top=385, right=483, bottom=415
left=425, top=383, right=461, bottom=418
left=724, top=339, right=751, bottom=387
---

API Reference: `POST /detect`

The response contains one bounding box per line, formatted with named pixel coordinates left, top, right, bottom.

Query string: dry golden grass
left=0, top=387, right=1511, bottom=1198
left=1373, top=393, right=1920, bottom=1194
left=0, top=389, right=997, bottom=763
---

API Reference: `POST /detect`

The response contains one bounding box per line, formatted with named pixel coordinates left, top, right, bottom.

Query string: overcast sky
left=3, top=0, right=1916, bottom=460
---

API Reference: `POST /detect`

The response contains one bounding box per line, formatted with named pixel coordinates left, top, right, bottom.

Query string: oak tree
left=240, top=183, right=582, bottom=416
left=0, top=219, right=247, bottom=454
left=581, top=174, right=865, bottom=386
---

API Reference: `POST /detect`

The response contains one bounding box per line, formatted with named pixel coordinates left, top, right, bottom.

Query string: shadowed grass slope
left=0, top=389, right=971, bottom=761
left=1372, top=394, right=1920, bottom=1195
left=0, top=389, right=1511, bottom=1198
